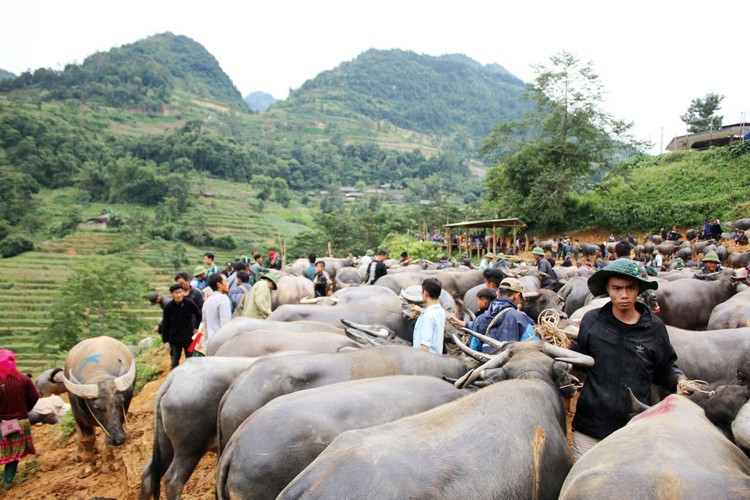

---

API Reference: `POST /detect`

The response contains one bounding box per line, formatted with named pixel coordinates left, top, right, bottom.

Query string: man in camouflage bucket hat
left=568, top=258, right=686, bottom=461
left=698, top=251, right=722, bottom=275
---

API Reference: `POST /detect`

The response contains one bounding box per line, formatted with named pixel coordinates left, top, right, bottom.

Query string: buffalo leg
left=164, top=453, right=204, bottom=500
left=76, top=424, right=97, bottom=476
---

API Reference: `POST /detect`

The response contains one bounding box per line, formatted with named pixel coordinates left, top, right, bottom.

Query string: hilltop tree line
left=0, top=32, right=246, bottom=113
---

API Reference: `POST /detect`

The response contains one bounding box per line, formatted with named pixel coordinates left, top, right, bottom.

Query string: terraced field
left=0, top=178, right=314, bottom=374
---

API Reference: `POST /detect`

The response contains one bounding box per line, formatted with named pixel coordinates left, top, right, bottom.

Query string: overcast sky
left=1, top=0, right=747, bottom=154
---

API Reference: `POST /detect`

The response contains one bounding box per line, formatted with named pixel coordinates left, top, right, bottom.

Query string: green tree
left=42, top=257, right=149, bottom=350
left=481, top=50, right=643, bottom=229
left=680, top=93, right=724, bottom=133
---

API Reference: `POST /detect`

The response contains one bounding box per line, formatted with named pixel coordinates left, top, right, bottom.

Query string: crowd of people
left=150, top=251, right=282, bottom=369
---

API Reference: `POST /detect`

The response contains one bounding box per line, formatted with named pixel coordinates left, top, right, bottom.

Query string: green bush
left=53, top=411, right=77, bottom=444
left=0, top=234, right=34, bottom=258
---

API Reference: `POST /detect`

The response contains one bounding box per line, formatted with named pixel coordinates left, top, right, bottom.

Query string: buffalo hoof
left=82, top=464, right=96, bottom=477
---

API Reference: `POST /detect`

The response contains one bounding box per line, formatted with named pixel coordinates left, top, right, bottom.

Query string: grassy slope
left=575, top=145, right=750, bottom=230
left=0, top=177, right=312, bottom=373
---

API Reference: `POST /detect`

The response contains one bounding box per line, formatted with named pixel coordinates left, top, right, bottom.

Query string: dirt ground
left=3, top=353, right=216, bottom=500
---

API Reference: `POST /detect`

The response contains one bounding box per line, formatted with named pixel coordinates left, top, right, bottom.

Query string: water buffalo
left=707, top=287, right=750, bottom=329
left=279, top=341, right=593, bottom=500
left=62, top=336, right=136, bottom=475
left=654, top=271, right=738, bottom=330
left=216, top=346, right=469, bottom=454
left=422, top=269, right=485, bottom=298
left=522, top=288, right=567, bottom=322
left=668, top=326, right=750, bottom=383
left=333, top=266, right=363, bottom=288
left=207, top=318, right=342, bottom=355
left=214, top=329, right=360, bottom=357
left=140, top=355, right=297, bottom=500
left=557, top=276, right=592, bottom=316
left=371, top=272, right=425, bottom=294
left=268, top=295, right=414, bottom=341
left=34, top=366, right=65, bottom=396
left=579, top=243, right=600, bottom=260
left=272, top=274, right=314, bottom=308
left=559, top=395, right=750, bottom=499
left=728, top=251, right=750, bottom=269
left=217, top=376, right=466, bottom=499
left=730, top=218, right=750, bottom=231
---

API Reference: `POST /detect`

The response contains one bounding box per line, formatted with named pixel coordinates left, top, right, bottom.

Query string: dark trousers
left=169, top=344, right=192, bottom=369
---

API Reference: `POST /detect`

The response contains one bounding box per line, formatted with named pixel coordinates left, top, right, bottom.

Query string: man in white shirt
left=201, top=273, right=232, bottom=344
left=410, top=278, right=446, bottom=355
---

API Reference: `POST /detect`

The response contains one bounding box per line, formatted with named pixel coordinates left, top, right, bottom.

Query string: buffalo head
left=62, top=359, right=136, bottom=446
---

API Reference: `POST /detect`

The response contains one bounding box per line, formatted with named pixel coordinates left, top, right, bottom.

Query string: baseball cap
left=498, top=277, right=524, bottom=293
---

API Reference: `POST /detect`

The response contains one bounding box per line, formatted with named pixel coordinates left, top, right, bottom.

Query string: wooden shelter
left=443, top=218, right=526, bottom=258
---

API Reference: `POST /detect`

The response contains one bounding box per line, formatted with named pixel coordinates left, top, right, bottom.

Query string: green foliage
left=135, top=353, right=163, bottom=394
left=0, top=234, right=34, bottom=258
left=42, top=257, right=149, bottom=350
left=0, top=33, right=247, bottom=113
left=681, top=93, right=724, bottom=133
left=0, top=173, right=39, bottom=224
left=53, top=411, right=77, bottom=444
left=379, top=233, right=442, bottom=261
left=573, top=144, right=750, bottom=231
left=482, top=51, right=643, bottom=230
left=291, top=49, right=528, bottom=144
left=48, top=204, right=83, bottom=238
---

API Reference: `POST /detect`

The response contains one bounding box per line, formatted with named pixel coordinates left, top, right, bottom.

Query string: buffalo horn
left=460, top=328, right=506, bottom=351
left=345, top=328, right=379, bottom=346
left=340, top=319, right=392, bottom=338
left=114, top=359, right=136, bottom=392
left=626, top=387, right=651, bottom=418
left=451, top=333, right=492, bottom=363
left=541, top=343, right=595, bottom=367
left=62, top=372, right=99, bottom=399
left=523, top=291, right=540, bottom=299
left=456, top=349, right=513, bottom=388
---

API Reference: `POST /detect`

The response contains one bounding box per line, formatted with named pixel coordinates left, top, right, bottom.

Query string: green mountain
left=0, top=69, right=15, bottom=80
left=245, top=91, right=278, bottom=112
left=0, top=32, right=247, bottom=113
left=280, top=49, right=529, bottom=146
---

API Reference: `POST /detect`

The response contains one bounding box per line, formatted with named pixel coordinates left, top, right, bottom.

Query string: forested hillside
left=281, top=49, right=529, bottom=149
left=0, top=32, right=247, bottom=113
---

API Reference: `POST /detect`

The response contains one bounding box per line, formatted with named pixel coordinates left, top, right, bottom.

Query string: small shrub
left=53, top=411, right=77, bottom=444
left=13, top=458, right=38, bottom=484
left=135, top=353, right=163, bottom=394
left=0, top=234, right=34, bottom=258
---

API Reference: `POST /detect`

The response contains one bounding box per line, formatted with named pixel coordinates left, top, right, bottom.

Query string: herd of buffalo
left=37, top=221, right=750, bottom=499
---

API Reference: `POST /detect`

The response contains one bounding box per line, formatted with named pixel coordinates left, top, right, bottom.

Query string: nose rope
left=84, top=399, right=114, bottom=440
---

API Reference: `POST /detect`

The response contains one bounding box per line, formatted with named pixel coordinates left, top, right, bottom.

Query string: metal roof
left=444, top=218, right=526, bottom=229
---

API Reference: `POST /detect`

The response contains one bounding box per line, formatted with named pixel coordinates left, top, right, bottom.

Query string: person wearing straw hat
left=238, top=273, right=278, bottom=319
left=568, top=258, right=687, bottom=461
left=478, top=252, right=495, bottom=270
left=697, top=251, right=722, bottom=275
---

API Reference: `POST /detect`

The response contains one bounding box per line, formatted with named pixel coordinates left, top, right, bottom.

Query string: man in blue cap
left=568, top=258, right=687, bottom=461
